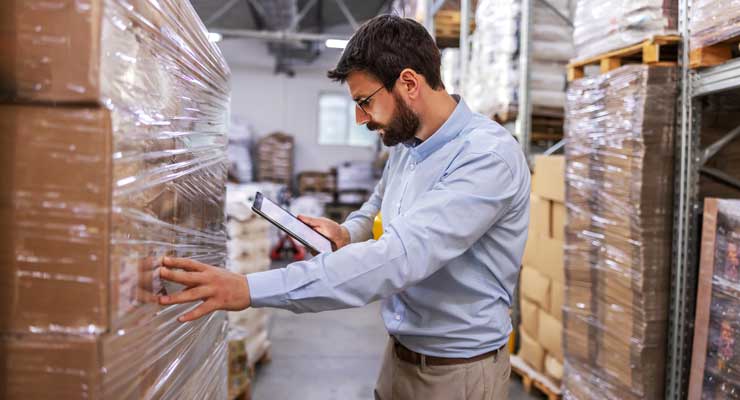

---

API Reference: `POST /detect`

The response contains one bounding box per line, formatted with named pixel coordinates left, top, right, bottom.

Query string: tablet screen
left=253, top=193, right=334, bottom=254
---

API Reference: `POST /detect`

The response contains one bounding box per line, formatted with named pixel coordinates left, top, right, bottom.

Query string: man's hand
left=298, top=215, right=351, bottom=249
left=158, top=257, right=251, bottom=322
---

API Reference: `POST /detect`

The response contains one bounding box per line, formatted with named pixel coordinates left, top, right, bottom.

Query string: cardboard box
left=520, top=266, right=551, bottom=310
left=518, top=327, right=546, bottom=372
left=550, top=280, right=565, bottom=321
left=529, top=194, right=551, bottom=236
left=531, top=235, right=565, bottom=283
left=522, top=232, right=539, bottom=266
left=552, top=202, right=566, bottom=241
left=0, top=104, right=227, bottom=333
left=532, top=155, right=565, bottom=202
left=563, top=308, right=592, bottom=363
left=689, top=199, right=740, bottom=400
left=520, top=298, right=539, bottom=337
left=2, top=312, right=228, bottom=399
left=545, top=354, right=564, bottom=381
left=0, top=0, right=227, bottom=105
left=538, top=309, right=564, bottom=361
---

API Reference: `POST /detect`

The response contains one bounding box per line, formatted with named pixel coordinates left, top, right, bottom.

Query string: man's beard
left=366, top=91, right=420, bottom=147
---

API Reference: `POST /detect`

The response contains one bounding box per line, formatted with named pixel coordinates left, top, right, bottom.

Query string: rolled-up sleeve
left=247, top=151, right=520, bottom=312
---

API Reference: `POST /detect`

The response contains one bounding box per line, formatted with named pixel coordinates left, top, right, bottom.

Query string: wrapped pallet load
left=572, top=0, right=677, bottom=59
left=0, top=0, right=231, bottom=398
left=689, top=199, right=740, bottom=399
left=562, top=65, right=677, bottom=400
left=463, top=0, right=573, bottom=120
left=689, top=0, right=740, bottom=67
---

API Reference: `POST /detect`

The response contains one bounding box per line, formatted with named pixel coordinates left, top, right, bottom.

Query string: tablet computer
left=252, top=192, right=335, bottom=254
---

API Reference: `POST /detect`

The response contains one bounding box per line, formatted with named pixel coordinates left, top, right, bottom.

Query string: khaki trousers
left=374, top=338, right=511, bottom=400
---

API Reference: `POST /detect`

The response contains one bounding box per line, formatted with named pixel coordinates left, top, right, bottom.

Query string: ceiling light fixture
left=208, top=32, right=223, bottom=43
left=325, top=39, right=349, bottom=49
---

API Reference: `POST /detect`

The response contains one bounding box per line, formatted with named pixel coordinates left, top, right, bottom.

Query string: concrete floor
left=252, top=301, right=544, bottom=400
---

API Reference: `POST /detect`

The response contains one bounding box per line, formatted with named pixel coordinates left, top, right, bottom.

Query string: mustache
left=366, top=122, right=383, bottom=131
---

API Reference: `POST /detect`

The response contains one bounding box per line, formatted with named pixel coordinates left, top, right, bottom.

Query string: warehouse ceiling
left=191, top=0, right=397, bottom=75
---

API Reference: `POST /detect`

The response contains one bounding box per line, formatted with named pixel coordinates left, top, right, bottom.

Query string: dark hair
left=327, top=14, right=444, bottom=90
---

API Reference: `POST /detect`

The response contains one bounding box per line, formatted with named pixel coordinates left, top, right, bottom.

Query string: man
left=158, top=14, right=530, bottom=400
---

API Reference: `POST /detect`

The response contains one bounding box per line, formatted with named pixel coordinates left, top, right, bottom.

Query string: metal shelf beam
left=693, top=58, right=740, bottom=97
left=515, top=0, right=533, bottom=161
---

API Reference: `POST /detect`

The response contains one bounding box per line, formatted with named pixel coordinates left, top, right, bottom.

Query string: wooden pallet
left=567, top=35, right=680, bottom=81
left=229, top=381, right=252, bottom=400
left=690, top=37, right=740, bottom=69
left=510, top=355, right=562, bottom=400
left=434, top=10, right=475, bottom=48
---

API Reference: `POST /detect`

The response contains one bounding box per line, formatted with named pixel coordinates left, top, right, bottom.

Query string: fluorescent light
left=325, top=39, right=349, bottom=49
left=208, top=32, right=222, bottom=43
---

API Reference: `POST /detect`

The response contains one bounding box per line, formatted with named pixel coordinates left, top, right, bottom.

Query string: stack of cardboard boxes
left=562, top=65, right=676, bottom=400
left=518, top=155, right=566, bottom=383
left=225, top=184, right=274, bottom=373
left=689, top=199, right=740, bottom=399
left=256, top=132, right=295, bottom=185
left=1, top=0, right=231, bottom=398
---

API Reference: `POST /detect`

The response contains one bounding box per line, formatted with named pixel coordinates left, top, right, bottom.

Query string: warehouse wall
left=219, top=39, right=377, bottom=175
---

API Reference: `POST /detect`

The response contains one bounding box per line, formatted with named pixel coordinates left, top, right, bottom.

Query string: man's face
left=346, top=71, right=420, bottom=146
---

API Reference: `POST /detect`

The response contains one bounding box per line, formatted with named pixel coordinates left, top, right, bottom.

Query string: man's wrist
left=339, top=226, right=351, bottom=248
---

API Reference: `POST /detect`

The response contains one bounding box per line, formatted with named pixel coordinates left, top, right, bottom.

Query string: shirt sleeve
left=340, top=161, right=388, bottom=243
left=247, top=151, right=522, bottom=313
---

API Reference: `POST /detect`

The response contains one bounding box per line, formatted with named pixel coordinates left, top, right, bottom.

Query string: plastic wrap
left=1, top=0, right=230, bottom=398
left=690, top=0, right=740, bottom=50
left=562, top=64, right=677, bottom=400
left=573, top=0, right=677, bottom=60
left=463, top=0, right=572, bottom=118
left=689, top=199, right=740, bottom=399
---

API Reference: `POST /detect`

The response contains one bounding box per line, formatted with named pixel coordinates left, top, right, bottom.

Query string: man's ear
left=398, top=68, right=421, bottom=99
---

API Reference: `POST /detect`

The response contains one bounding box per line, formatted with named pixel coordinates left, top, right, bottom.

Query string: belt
left=392, top=338, right=504, bottom=366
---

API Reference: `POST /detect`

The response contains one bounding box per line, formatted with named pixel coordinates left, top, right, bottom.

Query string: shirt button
left=394, top=314, right=401, bottom=321
left=409, top=163, right=415, bottom=170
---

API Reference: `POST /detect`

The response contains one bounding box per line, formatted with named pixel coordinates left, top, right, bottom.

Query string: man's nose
left=355, top=105, right=370, bottom=125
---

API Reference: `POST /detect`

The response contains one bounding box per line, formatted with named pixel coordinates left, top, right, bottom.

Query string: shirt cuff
left=246, top=269, right=289, bottom=308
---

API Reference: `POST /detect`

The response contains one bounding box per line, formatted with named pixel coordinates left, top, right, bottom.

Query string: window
left=318, top=92, right=377, bottom=147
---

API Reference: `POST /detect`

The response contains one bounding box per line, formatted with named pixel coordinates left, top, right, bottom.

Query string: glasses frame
left=355, top=85, right=385, bottom=115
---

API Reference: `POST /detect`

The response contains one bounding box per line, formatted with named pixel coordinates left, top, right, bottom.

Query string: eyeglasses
left=355, top=85, right=385, bottom=115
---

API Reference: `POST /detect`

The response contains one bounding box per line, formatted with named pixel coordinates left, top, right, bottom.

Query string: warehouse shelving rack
left=667, top=0, right=740, bottom=398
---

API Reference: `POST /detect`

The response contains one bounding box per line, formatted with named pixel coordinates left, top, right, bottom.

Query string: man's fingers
left=298, top=214, right=319, bottom=226
left=159, top=285, right=213, bottom=306
left=178, top=300, right=218, bottom=322
left=162, top=257, right=207, bottom=272
left=159, top=267, right=203, bottom=286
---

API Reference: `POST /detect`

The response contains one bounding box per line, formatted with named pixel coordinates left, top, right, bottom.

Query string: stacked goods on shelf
left=518, top=155, right=566, bottom=383
left=0, top=0, right=231, bottom=397
left=689, top=199, right=740, bottom=399
left=562, top=65, right=677, bottom=400
left=256, top=132, right=294, bottom=185
left=225, top=184, right=273, bottom=369
left=228, top=116, right=255, bottom=183
left=572, top=0, right=677, bottom=60
left=689, top=0, right=740, bottom=67
left=297, top=170, right=336, bottom=198
left=441, top=48, right=461, bottom=95
left=463, top=0, right=573, bottom=121
left=228, top=328, right=251, bottom=399
left=336, top=160, right=376, bottom=204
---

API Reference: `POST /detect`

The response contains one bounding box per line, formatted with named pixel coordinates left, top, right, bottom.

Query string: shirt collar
left=403, top=95, right=472, bottom=162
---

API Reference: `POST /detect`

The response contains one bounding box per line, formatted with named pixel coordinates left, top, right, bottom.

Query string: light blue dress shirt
left=248, top=96, right=530, bottom=358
